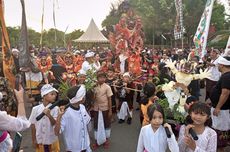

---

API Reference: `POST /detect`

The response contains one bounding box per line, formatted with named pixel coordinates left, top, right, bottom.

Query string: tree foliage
left=1, top=27, right=83, bottom=48
left=211, top=1, right=228, bottom=31
left=102, top=0, right=228, bottom=45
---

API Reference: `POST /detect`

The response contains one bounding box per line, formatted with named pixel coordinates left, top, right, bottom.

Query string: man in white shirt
left=205, top=49, right=221, bottom=101
left=81, top=51, right=95, bottom=73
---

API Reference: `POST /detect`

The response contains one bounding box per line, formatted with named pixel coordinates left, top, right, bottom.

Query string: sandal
left=103, top=140, right=109, bottom=149
left=92, top=143, right=99, bottom=150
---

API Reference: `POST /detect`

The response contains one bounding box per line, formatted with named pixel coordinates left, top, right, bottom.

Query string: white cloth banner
left=193, top=0, right=215, bottom=57
left=117, top=102, right=131, bottom=120
left=96, top=110, right=106, bottom=145
left=174, top=0, right=183, bottom=40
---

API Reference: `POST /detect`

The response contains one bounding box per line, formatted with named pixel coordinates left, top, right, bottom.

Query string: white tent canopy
left=73, top=19, right=109, bottom=43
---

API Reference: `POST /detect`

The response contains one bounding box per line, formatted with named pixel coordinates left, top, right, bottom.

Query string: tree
left=66, top=29, right=84, bottom=43
left=7, top=26, right=20, bottom=47
left=42, top=28, right=64, bottom=48
left=102, top=0, right=228, bottom=46
left=211, top=1, right=227, bottom=31
left=28, top=28, right=40, bottom=47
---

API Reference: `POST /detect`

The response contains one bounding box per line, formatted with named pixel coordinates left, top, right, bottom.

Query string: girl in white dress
left=137, top=103, right=179, bottom=152
left=178, top=102, right=217, bottom=152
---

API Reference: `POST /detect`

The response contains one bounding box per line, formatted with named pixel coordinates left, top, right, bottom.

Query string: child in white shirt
left=55, top=85, right=91, bottom=152
left=29, top=84, right=59, bottom=152
left=137, top=103, right=179, bottom=152
left=178, top=102, right=217, bottom=152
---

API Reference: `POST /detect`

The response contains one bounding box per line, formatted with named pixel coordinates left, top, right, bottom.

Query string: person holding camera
left=0, top=85, right=31, bottom=151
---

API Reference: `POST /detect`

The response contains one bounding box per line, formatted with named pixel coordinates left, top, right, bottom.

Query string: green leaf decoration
left=153, top=76, right=160, bottom=84
left=84, top=66, right=97, bottom=91
left=157, top=98, right=186, bottom=124
left=163, top=78, right=169, bottom=83
left=58, top=78, right=72, bottom=99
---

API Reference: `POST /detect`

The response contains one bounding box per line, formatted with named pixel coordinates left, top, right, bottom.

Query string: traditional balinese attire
left=81, top=52, right=98, bottom=73
left=60, top=85, right=92, bottom=152
left=210, top=56, right=230, bottom=148
left=137, top=125, right=179, bottom=152
left=119, top=54, right=128, bottom=74
left=29, top=103, right=60, bottom=152
left=205, top=56, right=221, bottom=100
left=117, top=73, right=135, bottom=121
left=93, top=83, right=113, bottom=145
left=178, top=125, right=217, bottom=152
left=29, top=84, right=60, bottom=152
left=0, top=131, right=13, bottom=152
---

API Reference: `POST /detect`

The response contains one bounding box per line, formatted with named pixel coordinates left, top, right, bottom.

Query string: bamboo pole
left=111, top=85, right=142, bottom=92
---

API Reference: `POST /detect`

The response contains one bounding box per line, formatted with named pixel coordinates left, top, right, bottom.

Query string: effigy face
left=64, top=56, right=73, bottom=65
left=41, top=58, right=47, bottom=66
left=127, top=20, right=135, bottom=30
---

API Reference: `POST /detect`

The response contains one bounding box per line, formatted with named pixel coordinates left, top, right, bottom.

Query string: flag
left=0, top=0, right=15, bottom=88
left=174, top=0, right=184, bottom=40
left=224, top=36, right=230, bottom=56
left=40, top=0, right=45, bottom=46
left=193, top=0, right=215, bottom=57
left=18, top=0, right=31, bottom=70
left=53, top=0, right=57, bottom=48
left=161, top=34, right=166, bottom=40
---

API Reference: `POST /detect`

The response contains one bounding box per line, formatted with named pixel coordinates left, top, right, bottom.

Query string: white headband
left=218, top=56, right=230, bottom=66
left=70, top=85, right=86, bottom=104
left=123, top=72, right=130, bottom=77
left=85, top=52, right=95, bottom=58
left=12, top=48, right=19, bottom=53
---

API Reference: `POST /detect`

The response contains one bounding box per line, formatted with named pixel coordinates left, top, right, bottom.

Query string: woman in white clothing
left=137, top=103, right=179, bottom=152
left=93, top=53, right=101, bottom=71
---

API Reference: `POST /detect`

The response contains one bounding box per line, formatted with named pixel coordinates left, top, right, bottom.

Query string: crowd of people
left=0, top=46, right=229, bottom=152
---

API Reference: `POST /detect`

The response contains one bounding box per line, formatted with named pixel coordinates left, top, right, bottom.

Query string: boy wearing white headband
left=55, top=85, right=91, bottom=152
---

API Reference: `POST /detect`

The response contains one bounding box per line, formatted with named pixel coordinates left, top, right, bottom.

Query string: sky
left=4, top=0, right=123, bottom=33
left=4, top=0, right=230, bottom=33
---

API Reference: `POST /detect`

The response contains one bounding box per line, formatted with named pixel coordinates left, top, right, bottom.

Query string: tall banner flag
left=174, top=0, right=184, bottom=40
left=53, top=0, right=57, bottom=48
left=18, top=0, right=31, bottom=69
left=193, top=0, right=215, bottom=57
left=224, top=36, right=230, bottom=56
left=0, top=0, right=15, bottom=88
left=40, top=0, right=45, bottom=46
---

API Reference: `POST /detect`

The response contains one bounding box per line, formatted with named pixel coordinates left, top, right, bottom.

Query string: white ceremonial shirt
left=93, top=61, right=101, bottom=71
left=207, top=57, right=221, bottom=81
left=81, top=61, right=91, bottom=72
left=60, top=104, right=91, bottom=152
left=0, top=111, right=30, bottom=131
left=178, top=125, right=217, bottom=152
left=137, top=124, right=179, bottom=152
left=29, top=103, right=59, bottom=145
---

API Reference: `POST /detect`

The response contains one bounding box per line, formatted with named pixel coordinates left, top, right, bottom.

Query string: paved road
left=18, top=89, right=230, bottom=152
left=19, top=97, right=142, bottom=152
